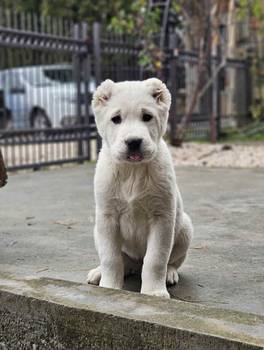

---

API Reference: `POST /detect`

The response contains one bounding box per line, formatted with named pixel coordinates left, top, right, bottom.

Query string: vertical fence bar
left=81, top=22, right=91, bottom=160
left=93, top=22, right=102, bottom=85
left=216, top=63, right=222, bottom=139
left=216, top=84, right=221, bottom=138
left=73, top=23, right=83, bottom=160
left=215, top=41, right=222, bottom=140
left=93, top=22, right=102, bottom=153
left=0, top=149, right=7, bottom=188
left=211, top=55, right=220, bottom=142
left=245, top=53, right=252, bottom=123
left=168, top=33, right=178, bottom=145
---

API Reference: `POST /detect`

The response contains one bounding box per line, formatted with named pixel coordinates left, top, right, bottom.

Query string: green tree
left=237, top=0, right=264, bottom=120
left=2, top=0, right=43, bottom=13
left=2, top=0, right=163, bottom=72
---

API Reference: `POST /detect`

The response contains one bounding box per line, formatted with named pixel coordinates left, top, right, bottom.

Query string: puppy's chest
left=120, top=179, right=146, bottom=202
left=115, top=178, right=161, bottom=237
left=115, top=175, right=153, bottom=212
left=112, top=169, right=170, bottom=215
left=111, top=170, right=170, bottom=258
left=118, top=193, right=150, bottom=257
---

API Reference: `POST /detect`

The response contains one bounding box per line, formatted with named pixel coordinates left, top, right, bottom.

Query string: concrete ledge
left=0, top=274, right=263, bottom=350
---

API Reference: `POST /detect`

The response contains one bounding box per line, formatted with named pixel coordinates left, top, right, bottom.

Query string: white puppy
left=87, top=78, right=193, bottom=298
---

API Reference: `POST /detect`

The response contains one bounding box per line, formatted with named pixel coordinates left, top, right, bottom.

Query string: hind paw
left=166, top=266, right=179, bottom=285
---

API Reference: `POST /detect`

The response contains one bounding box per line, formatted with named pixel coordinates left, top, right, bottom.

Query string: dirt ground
left=169, top=142, right=264, bottom=168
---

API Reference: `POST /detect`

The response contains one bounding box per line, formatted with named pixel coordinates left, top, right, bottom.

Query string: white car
left=0, top=64, right=96, bottom=129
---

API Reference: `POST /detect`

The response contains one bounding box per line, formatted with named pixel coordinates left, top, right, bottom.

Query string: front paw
left=141, top=289, right=170, bottom=299
left=99, top=280, right=122, bottom=290
left=87, top=266, right=101, bottom=285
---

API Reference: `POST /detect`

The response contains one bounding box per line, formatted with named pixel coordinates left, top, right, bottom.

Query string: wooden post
left=0, top=149, right=7, bottom=188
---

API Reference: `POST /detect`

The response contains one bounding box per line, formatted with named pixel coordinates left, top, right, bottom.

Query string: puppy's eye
left=111, top=115, right=122, bottom=124
left=142, top=113, right=153, bottom=122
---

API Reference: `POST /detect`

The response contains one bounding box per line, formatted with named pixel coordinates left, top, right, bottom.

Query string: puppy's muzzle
left=125, top=138, right=143, bottom=162
left=125, top=138, right=142, bottom=151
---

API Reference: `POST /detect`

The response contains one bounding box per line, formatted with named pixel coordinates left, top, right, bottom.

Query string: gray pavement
left=0, top=164, right=264, bottom=318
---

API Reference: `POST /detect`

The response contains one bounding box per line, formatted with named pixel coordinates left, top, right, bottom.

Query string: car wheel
left=31, top=109, right=51, bottom=129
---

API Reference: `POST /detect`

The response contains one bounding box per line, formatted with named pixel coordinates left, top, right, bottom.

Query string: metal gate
left=167, top=48, right=250, bottom=142
left=0, top=8, right=97, bottom=171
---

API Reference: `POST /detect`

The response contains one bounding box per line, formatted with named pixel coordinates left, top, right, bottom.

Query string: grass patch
left=180, top=121, right=264, bottom=144
left=218, top=121, right=264, bottom=143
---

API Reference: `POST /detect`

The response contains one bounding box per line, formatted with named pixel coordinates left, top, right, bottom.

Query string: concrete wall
left=0, top=277, right=263, bottom=350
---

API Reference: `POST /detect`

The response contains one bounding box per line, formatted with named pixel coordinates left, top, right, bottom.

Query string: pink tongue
left=130, top=153, right=141, bottom=161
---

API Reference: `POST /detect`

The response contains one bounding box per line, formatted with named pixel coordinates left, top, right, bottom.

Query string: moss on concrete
left=0, top=273, right=263, bottom=349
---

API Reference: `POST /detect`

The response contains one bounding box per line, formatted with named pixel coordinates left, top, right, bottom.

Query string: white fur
left=87, top=78, right=193, bottom=298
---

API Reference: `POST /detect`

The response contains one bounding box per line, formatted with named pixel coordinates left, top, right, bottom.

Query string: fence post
left=93, top=22, right=102, bottom=153
left=211, top=53, right=221, bottom=142
left=216, top=66, right=222, bottom=139
left=210, top=36, right=222, bottom=143
left=245, top=53, right=252, bottom=122
left=81, top=22, right=91, bottom=160
left=0, top=149, right=7, bottom=188
left=93, top=22, right=102, bottom=85
left=73, top=23, right=84, bottom=160
left=168, top=32, right=178, bottom=145
left=216, top=42, right=222, bottom=140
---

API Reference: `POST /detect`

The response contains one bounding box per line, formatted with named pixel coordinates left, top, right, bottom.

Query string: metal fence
left=92, top=23, right=155, bottom=85
left=92, top=23, right=250, bottom=143
left=0, top=8, right=250, bottom=171
left=167, top=48, right=250, bottom=142
left=0, top=8, right=97, bottom=170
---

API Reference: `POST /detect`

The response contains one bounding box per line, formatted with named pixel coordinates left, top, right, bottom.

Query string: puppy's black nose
left=125, top=138, right=142, bottom=151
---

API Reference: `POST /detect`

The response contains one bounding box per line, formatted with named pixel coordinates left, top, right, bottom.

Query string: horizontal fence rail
left=0, top=27, right=88, bottom=53
left=0, top=125, right=97, bottom=171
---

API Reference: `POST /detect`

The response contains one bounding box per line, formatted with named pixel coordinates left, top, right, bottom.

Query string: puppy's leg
left=94, top=211, right=124, bottom=289
left=87, top=253, right=141, bottom=285
left=167, top=212, right=193, bottom=285
left=141, top=216, right=174, bottom=298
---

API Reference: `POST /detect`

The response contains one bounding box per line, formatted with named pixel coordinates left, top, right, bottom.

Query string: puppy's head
left=92, top=78, right=171, bottom=164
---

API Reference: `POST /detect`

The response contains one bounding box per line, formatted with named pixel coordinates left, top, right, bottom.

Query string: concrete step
left=0, top=274, right=263, bottom=350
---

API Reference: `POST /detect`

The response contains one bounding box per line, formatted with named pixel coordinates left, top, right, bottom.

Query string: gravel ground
left=169, top=142, right=264, bottom=168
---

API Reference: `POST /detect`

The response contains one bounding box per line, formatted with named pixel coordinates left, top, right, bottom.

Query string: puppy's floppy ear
left=92, top=79, right=115, bottom=109
left=144, top=78, right=171, bottom=109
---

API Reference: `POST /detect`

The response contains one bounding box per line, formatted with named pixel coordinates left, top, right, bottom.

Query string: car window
left=43, top=68, right=74, bottom=83
left=23, top=69, right=54, bottom=87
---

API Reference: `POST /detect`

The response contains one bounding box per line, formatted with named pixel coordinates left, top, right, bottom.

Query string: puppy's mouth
left=127, top=152, right=143, bottom=162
